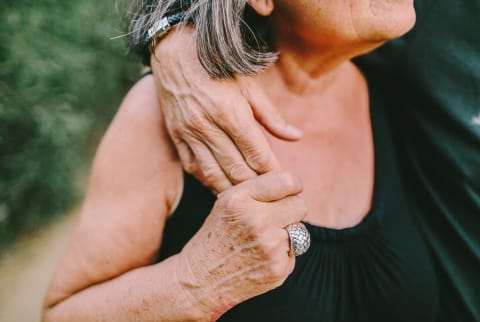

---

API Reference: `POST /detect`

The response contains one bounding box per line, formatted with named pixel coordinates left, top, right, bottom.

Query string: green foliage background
left=0, top=0, right=141, bottom=251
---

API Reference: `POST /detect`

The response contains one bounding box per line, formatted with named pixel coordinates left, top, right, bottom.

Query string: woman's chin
left=390, top=6, right=416, bottom=37
left=350, top=5, right=416, bottom=57
left=370, top=3, right=417, bottom=41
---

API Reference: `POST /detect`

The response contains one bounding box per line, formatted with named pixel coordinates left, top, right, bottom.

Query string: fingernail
left=286, top=124, right=303, bottom=138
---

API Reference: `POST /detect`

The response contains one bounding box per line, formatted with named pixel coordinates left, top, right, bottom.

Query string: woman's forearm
left=43, top=255, right=211, bottom=322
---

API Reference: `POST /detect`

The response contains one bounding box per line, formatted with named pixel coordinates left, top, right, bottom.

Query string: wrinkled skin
left=150, top=0, right=415, bottom=193
left=177, top=170, right=307, bottom=319
left=150, top=27, right=303, bottom=193
left=42, top=77, right=307, bottom=322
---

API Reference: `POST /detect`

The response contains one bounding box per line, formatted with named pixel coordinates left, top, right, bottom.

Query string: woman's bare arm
left=43, top=76, right=307, bottom=322
left=42, top=76, right=207, bottom=321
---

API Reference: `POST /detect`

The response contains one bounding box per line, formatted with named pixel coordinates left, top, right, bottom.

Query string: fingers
left=200, top=170, right=306, bottom=301
left=174, top=138, right=199, bottom=176
left=243, top=195, right=306, bottom=235
left=215, top=170, right=306, bottom=226
left=217, top=171, right=306, bottom=233
left=231, top=170, right=303, bottom=202
left=164, top=136, right=228, bottom=194
left=240, top=78, right=303, bottom=142
left=186, top=115, right=259, bottom=186
left=212, top=98, right=282, bottom=176
left=152, top=32, right=284, bottom=186
left=267, top=195, right=308, bottom=228
left=264, top=228, right=296, bottom=273
left=183, top=136, right=233, bottom=193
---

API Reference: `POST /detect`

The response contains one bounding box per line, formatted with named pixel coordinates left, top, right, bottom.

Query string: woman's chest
left=267, top=128, right=374, bottom=228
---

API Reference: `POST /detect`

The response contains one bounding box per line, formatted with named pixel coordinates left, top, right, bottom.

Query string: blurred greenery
left=0, top=0, right=142, bottom=251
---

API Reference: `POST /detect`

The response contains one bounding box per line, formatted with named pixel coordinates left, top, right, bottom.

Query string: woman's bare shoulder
left=89, top=74, right=183, bottom=215
left=88, top=74, right=184, bottom=254
left=82, top=73, right=183, bottom=256
left=98, top=74, right=180, bottom=170
left=44, top=76, right=184, bottom=308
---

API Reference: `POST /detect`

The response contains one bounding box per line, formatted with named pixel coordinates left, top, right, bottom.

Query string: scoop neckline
left=302, top=73, right=384, bottom=241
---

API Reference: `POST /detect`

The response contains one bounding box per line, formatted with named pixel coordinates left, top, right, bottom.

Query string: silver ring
left=285, top=223, right=311, bottom=256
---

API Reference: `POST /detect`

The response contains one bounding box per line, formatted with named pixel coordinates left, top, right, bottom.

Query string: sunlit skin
left=43, top=1, right=416, bottom=321
left=145, top=0, right=416, bottom=196
left=273, top=0, right=415, bottom=44
left=269, top=0, right=416, bottom=92
left=246, top=0, right=416, bottom=227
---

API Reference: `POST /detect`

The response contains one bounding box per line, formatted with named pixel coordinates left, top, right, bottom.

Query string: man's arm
left=150, top=26, right=302, bottom=193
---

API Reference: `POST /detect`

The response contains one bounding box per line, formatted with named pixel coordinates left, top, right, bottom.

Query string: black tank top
left=156, top=74, right=439, bottom=321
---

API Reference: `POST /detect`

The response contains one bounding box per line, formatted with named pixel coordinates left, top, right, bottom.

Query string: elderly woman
left=43, top=1, right=438, bottom=321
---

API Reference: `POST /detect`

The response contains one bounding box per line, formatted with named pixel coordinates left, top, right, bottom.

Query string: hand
left=151, top=27, right=302, bottom=193
left=176, top=170, right=307, bottom=320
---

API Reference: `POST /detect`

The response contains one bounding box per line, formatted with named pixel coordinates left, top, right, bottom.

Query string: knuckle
left=254, top=231, right=281, bottom=259
left=201, top=163, right=221, bottom=180
left=244, top=215, right=266, bottom=237
left=181, top=160, right=198, bottom=175
left=219, top=191, right=246, bottom=212
left=185, top=111, right=209, bottom=132
left=212, top=105, right=235, bottom=124
left=277, top=171, right=301, bottom=190
left=234, top=216, right=268, bottom=248
left=225, top=162, right=255, bottom=183
left=209, top=180, right=231, bottom=195
left=245, top=150, right=273, bottom=173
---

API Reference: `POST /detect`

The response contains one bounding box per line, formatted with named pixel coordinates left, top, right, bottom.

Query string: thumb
left=240, top=81, right=303, bottom=141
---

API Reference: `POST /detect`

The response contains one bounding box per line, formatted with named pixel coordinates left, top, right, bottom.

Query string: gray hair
left=126, top=0, right=277, bottom=78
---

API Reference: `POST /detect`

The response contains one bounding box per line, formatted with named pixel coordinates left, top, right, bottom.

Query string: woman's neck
left=255, top=53, right=366, bottom=112
left=263, top=15, right=378, bottom=97
left=273, top=51, right=352, bottom=95
left=259, top=36, right=368, bottom=99
left=251, top=37, right=370, bottom=125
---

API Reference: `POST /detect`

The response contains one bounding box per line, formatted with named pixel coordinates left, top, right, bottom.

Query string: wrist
left=135, top=12, right=187, bottom=66
left=172, top=254, right=219, bottom=322
left=151, top=24, right=194, bottom=63
left=174, top=249, right=238, bottom=321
